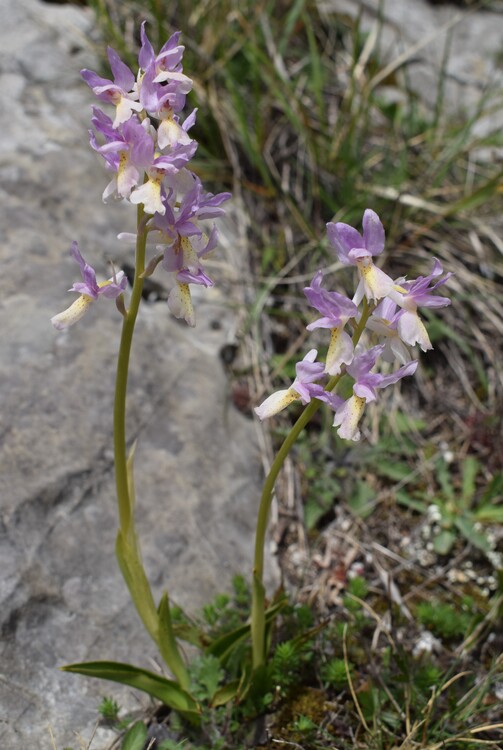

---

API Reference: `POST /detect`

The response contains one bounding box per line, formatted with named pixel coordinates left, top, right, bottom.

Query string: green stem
left=251, top=299, right=373, bottom=670
left=251, top=398, right=322, bottom=670
left=114, top=205, right=147, bottom=535
left=112, top=206, right=190, bottom=687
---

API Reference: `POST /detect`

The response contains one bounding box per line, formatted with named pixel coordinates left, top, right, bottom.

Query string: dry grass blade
left=343, top=623, right=369, bottom=733
left=365, top=10, right=467, bottom=94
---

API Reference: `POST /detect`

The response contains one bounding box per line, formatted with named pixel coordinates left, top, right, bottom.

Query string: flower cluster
left=52, top=24, right=231, bottom=329
left=255, top=209, right=452, bottom=441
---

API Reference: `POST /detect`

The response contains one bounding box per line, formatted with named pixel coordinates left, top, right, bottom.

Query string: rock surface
left=0, top=1, right=265, bottom=747
left=322, top=0, right=503, bottom=136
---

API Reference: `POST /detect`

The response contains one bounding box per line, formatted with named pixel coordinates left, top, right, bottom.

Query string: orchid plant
left=52, top=23, right=452, bottom=725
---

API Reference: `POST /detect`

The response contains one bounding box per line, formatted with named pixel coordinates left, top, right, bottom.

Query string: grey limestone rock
left=0, top=1, right=268, bottom=747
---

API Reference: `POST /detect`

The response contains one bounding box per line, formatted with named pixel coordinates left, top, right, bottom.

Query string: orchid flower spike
left=51, top=242, right=127, bottom=330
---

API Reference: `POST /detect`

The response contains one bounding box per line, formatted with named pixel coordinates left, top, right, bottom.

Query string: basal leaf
left=210, top=679, right=240, bottom=707
left=116, top=531, right=159, bottom=647
left=455, top=517, right=491, bottom=552
left=158, top=592, right=190, bottom=689
left=207, top=598, right=286, bottom=663
left=433, top=529, right=456, bottom=555
left=396, top=490, right=429, bottom=513
left=460, top=456, right=479, bottom=508
left=121, top=721, right=147, bottom=750
left=62, top=661, right=200, bottom=722
left=475, top=505, right=503, bottom=523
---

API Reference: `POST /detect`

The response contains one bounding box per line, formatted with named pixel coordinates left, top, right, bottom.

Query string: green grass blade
left=277, top=0, right=306, bottom=56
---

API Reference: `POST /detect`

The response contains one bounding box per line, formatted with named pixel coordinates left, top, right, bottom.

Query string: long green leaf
left=62, top=661, right=200, bottom=721
left=396, top=490, right=428, bottom=514
left=277, top=0, right=306, bottom=56
left=475, top=505, right=503, bottom=523
left=442, top=173, right=502, bottom=217
left=116, top=531, right=159, bottom=647
left=121, top=721, right=147, bottom=750
left=207, top=598, right=286, bottom=663
left=460, top=455, right=478, bottom=509
left=455, top=517, right=490, bottom=552
left=210, top=679, right=241, bottom=708
left=158, top=592, right=190, bottom=689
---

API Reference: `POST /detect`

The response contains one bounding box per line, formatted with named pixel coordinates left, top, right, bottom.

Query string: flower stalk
left=251, top=300, right=374, bottom=671
left=251, top=396, right=321, bottom=670
left=114, top=203, right=147, bottom=535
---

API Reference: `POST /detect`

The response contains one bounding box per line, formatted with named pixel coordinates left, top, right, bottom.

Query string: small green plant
left=322, top=657, right=352, bottom=689
left=398, top=456, right=503, bottom=557
left=188, top=655, right=225, bottom=703
left=271, top=640, right=303, bottom=692
left=292, top=713, right=317, bottom=733
left=345, top=575, right=369, bottom=604
left=416, top=599, right=475, bottom=640
left=98, top=695, right=120, bottom=724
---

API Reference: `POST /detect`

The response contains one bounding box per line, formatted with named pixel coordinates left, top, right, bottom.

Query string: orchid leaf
left=116, top=531, right=159, bottom=647
left=210, top=679, right=241, bottom=707
left=455, top=517, right=491, bottom=552
left=158, top=592, right=190, bottom=689
left=207, top=598, right=286, bottom=663
left=460, top=455, right=478, bottom=509
left=475, top=505, right=503, bottom=523
left=433, top=529, right=456, bottom=556
left=396, top=490, right=429, bottom=514
left=121, top=721, right=147, bottom=750
left=62, top=661, right=200, bottom=722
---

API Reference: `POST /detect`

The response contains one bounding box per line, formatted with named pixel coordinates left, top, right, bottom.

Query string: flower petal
left=51, top=295, right=94, bottom=330
left=333, top=395, right=366, bottom=441
left=254, top=389, right=299, bottom=420
left=397, top=311, right=432, bottom=351
left=325, top=328, right=354, bottom=375
left=362, top=208, right=385, bottom=256
left=130, top=177, right=165, bottom=215
left=167, top=281, right=195, bottom=326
